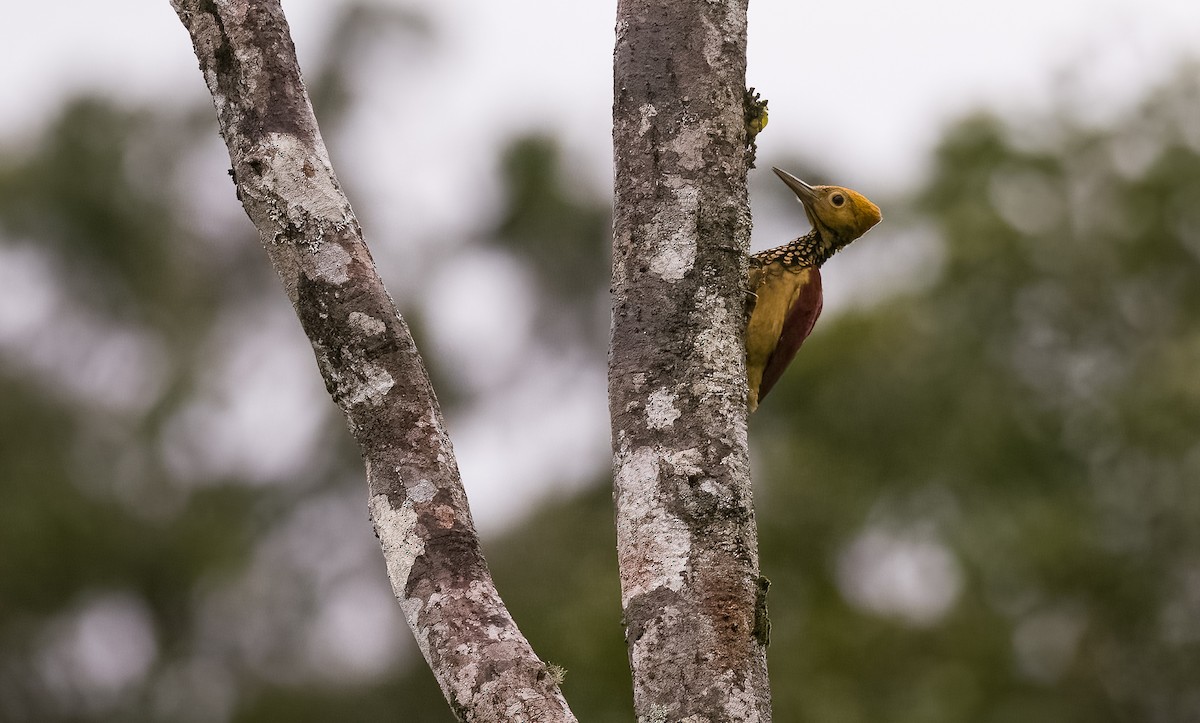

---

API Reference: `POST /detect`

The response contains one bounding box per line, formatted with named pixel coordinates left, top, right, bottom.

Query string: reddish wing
left=757, top=267, right=823, bottom=403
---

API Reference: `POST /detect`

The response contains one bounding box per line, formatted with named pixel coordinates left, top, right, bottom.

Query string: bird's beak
left=772, top=167, right=819, bottom=205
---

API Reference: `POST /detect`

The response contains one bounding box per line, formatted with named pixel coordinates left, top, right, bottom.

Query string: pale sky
left=3, top=0, right=1199, bottom=531
left=5, top=0, right=1199, bottom=194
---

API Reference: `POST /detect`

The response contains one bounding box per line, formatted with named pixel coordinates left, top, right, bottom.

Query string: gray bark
left=609, top=0, right=771, bottom=720
left=170, top=2, right=576, bottom=720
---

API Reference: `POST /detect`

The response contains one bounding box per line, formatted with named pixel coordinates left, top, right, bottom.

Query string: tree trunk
left=170, top=2, right=577, bottom=720
left=610, top=0, right=772, bottom=720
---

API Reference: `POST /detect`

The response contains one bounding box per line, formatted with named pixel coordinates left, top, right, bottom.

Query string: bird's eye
left=830, top=193, right=845, bottom=207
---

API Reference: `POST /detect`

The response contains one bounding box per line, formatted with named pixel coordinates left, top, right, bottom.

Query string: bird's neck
left=755, top=229, right=837, bottom=268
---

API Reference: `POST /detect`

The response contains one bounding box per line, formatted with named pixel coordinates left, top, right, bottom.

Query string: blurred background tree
left=2, top=2, right=1200, bottom=722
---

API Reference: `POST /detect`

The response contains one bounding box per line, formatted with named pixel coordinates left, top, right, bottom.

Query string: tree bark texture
left=610, top=0, right=771, bottom=721
left=171, top=2, right=576, bottom=720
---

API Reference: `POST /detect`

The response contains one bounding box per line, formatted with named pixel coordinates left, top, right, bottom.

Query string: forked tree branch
left=170, top=1, right=576, bottom=720
left=610, top=0, right=772, bottom=719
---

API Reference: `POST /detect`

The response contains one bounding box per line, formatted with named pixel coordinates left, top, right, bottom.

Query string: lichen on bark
left=610, top=0, right=771, bottom=719
left=171, top=1, right=577, bottom=720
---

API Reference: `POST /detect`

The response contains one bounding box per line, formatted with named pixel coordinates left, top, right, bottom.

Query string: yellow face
left=803, top=185, right=882, bottom=248
left=772, top=168, right=882, bottom=249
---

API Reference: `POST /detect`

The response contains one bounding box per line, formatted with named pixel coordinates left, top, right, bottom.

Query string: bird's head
left=773, top=167, right=882, bottom=249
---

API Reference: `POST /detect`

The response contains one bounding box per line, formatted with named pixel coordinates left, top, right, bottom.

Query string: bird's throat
left=753, top=229, right=837, bottom=269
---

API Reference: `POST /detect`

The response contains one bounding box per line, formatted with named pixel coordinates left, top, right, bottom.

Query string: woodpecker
left=746, top=168, right=882, bottom=412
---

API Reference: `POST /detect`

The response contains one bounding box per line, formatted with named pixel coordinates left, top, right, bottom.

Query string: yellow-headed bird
left=746, top=168, right=882, bottom=412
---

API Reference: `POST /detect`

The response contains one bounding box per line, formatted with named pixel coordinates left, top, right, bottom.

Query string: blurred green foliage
left=2, top=2, right=1200, bottom=719
left=493, top=135, right=611, bottom=342
left=753, top=72, right=1200, bottom=721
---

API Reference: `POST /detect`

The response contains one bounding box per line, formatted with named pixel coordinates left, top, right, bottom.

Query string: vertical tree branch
left=610, top=0, right=771, bottom=720
left=170, top=2, right=576, bottom=720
